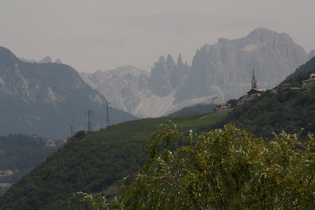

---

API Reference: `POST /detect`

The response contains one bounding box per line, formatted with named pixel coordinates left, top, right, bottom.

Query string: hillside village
left=214, top=70, right=315, bottom=111
left=214, top=69, right=265, bottom=111
left=301, top=73, right=315, bottom=86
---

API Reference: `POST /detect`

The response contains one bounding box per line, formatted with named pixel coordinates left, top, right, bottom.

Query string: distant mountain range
left=19, top=56, right=62, bottom=64
left=0, top=47, right=137, bottom=139
left=0, top=28, right=313, bottom=136
left=81, top=28, right=311, bottom=117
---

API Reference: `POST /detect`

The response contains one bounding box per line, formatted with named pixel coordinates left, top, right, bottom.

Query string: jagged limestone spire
left=251, top=69, right=257, bottom=89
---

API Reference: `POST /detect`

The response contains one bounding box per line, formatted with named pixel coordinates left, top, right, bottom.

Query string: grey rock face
left=0, top=47, right=137, bottom=138
left=307, top=50, right=315, bottom=61
left=81, top=28, right=308, bottom=117
left=175, top=27, right=307, bottom=102
left=80, top=66, right=150, bottom=116
left=39, top=56, right=52, bottom=63
left=55, top=58, right=62, bottom=64
left=148, top=54, right=191, bottom=97
left=81, top=57, right=191, bottom=117
left=148, top=56, right=173, bottom=96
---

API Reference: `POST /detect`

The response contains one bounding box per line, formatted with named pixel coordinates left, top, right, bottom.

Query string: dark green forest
left=284, top=56, right=315, bottom=84
left=221, top=56, right=315, bottom=138
left=223, top=86, right=315, bottom=138
left=116, top=124, right=315, bottom=209
left=167, top=103, right=217, bottom=117
left=0, top=134, right=61, bottom=195
left=0, top=113, right=225, bottom=209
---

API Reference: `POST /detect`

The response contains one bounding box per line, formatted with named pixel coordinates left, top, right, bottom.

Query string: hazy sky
left=1, top=0, right=314, bottom=73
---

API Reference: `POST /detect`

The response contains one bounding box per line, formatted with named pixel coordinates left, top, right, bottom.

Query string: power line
left=85, top=109, right=94, bottom=134
left=70, top=126, right=75, bottom=136
left=104, top=100, right=111, bottom=128
left=212, top=96, right=218, bottom=104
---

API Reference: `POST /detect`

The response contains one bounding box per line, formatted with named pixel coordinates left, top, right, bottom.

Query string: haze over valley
left=1, top=1, right=315, bottom=208
left=0, top=27, right=314, bottom=137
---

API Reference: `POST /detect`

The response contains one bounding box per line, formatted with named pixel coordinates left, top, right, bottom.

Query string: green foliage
left=226, top=99, right=238, bottom=108
left=68, top=192, right=109, bottom=210
left=0, top=112, right=223, bottom=209
left=167, top=103, right=217, bottom=117
left=284, top=56, right=315, bottom=83
left=117, top=122, right=315, bottom=209
left=0, top=134, right=60, bottom=195
left=219, top=58, right=315, bottom=139
left=223, top=86, right=315, bottom=138
left=72, top=130, right=87, bottom=140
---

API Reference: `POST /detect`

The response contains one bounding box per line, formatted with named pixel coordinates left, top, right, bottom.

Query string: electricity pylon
left=86, top=109, right=93, bottom=134
left=104, top=100, right=111, bottom=128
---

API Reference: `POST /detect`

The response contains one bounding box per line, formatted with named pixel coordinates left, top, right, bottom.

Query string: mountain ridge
left=81, top=28, right=309, bottom=117
left=0, top=46, right=137, bottom=138
left=175, top=27, right=307, bottom=102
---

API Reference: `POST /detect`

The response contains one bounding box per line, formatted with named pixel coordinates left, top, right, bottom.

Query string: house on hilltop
left=213, top=103, right=232, bottom=111
left=274, top=73, right=314, bottom=91
left=274, top=83, right=300, bottom=91
left=301, top=73, right=315, bottom=86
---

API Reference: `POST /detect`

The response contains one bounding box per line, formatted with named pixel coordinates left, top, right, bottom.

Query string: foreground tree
left=116, top=123, right=315, bottom=209
left=68, top=192, right=109, bottom=210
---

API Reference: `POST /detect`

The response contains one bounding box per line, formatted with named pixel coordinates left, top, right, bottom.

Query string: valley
left=0, top=27, right=315, bottom=209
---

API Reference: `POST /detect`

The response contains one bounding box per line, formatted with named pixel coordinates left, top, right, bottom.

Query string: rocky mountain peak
left=166, top=54, right=175, bottom=65
left=175, top=28, right=307, bottom=103
left=0, top=46, right=137, bottom=138
left=149, top=55, right=172, bottom=97
left=177, top=54, right=183, bottom=65
left=0, top=47, right=18, bottom=63
left=55, top=58, right=62, bottom=64
left=246, top=27, right=291, bottom=42
left=148, top=53, right=192, bottom=97
left=245, top=28, right=298, bottom=58
left=158, top=55, right=166, bottom=63
left=39, top=56, right=52, bottom=63
left=80, top=28, right=308, bottom=118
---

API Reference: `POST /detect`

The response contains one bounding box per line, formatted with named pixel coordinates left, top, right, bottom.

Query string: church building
left=238, top=69, right=264, bottom=105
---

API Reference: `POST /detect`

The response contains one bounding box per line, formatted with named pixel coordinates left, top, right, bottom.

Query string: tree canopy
left=116, top=122, right=315, bottom=209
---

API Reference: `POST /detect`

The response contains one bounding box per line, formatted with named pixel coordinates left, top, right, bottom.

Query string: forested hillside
left=221, top=56, right=315, bottom=138
left=223, top=87, right=315, bottom=138
left=284, top=56, right=315, bottom=84
left=0, top=134, right=62, bottom=195
left=0, top=112, right=226, bottom=209
left=167, top=103, right=217, bottom=117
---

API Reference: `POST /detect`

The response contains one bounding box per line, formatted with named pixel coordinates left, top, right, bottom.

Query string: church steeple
left=251, top=69, right=257, bottom=89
